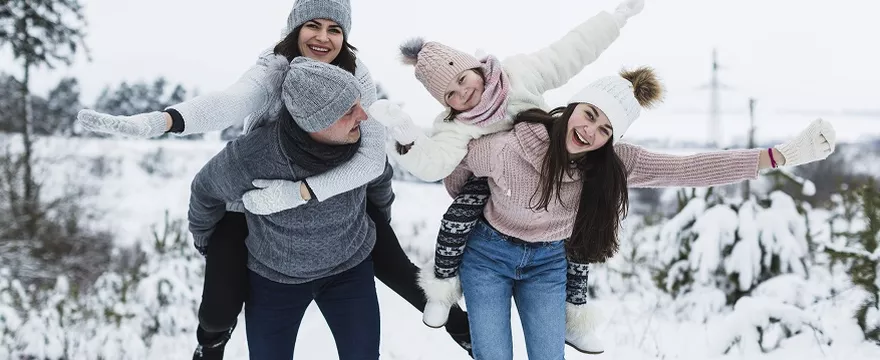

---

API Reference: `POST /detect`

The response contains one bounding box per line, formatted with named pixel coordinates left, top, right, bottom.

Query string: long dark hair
left=273, top=24, right=358, bottom=75
left=513, top=105, right=629, bottom=263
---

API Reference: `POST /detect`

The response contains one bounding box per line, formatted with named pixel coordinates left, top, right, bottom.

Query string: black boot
left=445, top=307, right=473, bottom=358
left=446, top=329, right=474, bottom=358
left=192, top=321, right=236, bottom=360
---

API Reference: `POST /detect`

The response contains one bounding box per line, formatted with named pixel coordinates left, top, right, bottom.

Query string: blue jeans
left=460, top=220, right=567, bottom=360
left=244, top=256, right=379, bottom=360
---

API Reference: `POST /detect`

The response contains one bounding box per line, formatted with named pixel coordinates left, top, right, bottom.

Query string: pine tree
left=825, top=178, right=880, bottom=344
left=650, top=185, right=825, bottom=353
left=43, top=77, right=82, bottom=136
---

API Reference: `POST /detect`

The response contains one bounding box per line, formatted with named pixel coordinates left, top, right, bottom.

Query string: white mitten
left=76, top=109, right=168, bottom=138
left=417, top=265, right=463, bottom=328
left=368, top=99, right=423, bottom=145
left=775, top=118, right=836, bottom=167
left=612, top=0, right=645, bottom=27
left=242, top=179, right=307, bottom=215
left=565, top=302, right=606, bottom=354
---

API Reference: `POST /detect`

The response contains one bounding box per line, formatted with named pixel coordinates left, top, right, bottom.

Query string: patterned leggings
left=435, top=176, right=591, bottom=305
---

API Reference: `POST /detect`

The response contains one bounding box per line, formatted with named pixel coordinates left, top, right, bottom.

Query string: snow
left=1, top=134, right=879, bottom=359
left=690, top=204, right=739, bottom=285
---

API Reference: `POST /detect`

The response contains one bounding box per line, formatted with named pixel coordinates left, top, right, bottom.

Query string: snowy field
left=2, top=132, right=879, bottom=359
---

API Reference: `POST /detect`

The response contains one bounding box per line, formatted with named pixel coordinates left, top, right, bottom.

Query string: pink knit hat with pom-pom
left=400, top=38, right=482, bottom=106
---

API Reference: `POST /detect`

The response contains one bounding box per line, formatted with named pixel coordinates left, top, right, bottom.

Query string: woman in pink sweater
left=444, top=66, right=837, bottom=359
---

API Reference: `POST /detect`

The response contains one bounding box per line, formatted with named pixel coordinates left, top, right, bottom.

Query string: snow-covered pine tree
left=824, top=178, right=880, bottom=344
left=0, top=268, right=27, bottom=357
left=137, top=211, right=201, bottom=343
left=13, top=276, right=81, bottom=359
left=649, top=183, right=828, bottom=354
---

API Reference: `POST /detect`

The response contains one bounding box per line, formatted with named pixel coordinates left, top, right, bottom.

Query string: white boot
left=417, top=265, right=462, bottom=328
left=565, top=302, right=606, bottom=354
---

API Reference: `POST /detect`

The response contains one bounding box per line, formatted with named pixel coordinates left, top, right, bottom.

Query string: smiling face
left=443, top=69, right=485, bottom=111
left=297, top=18, right=344, bottom=63
left=565, top=103, right=614, bottom=156
left=309, top=99, right=368, bottom=145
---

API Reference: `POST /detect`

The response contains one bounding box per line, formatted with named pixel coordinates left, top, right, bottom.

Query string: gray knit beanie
left=284, top=0, right=352, bottom=37
left=282, top=57, right=360, bottom=132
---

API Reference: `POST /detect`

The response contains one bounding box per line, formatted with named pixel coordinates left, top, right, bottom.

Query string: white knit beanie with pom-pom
left=568, top=66, right=664, bottom=140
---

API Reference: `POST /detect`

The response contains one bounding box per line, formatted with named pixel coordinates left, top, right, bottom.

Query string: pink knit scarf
left=455, top=55, right=510, bottom=127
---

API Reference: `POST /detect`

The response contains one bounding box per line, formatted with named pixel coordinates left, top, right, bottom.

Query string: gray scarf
left=277, top=110, right=360, bottom=174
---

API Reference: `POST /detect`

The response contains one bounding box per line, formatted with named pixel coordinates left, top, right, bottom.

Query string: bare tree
left=0, top=0, right=89, bottom=237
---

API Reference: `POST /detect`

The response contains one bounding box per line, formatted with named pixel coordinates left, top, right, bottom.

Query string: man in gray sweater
left=188, top=57, right=392, bottom=359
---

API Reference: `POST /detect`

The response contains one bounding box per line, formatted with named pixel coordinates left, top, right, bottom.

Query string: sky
left=2, top=0, right=879, bottom=145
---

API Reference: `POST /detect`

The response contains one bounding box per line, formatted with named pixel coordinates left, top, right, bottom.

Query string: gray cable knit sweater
left=169, top=50, right=384, bottom=203
left=188, top=121, right=395, bottom=284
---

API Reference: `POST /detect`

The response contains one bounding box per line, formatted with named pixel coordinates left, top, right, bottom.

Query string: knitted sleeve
left=393, top=112, right=511, bottom=183
left=442, top=135, right=496, bottom=198
left=188, top=143, right=248, bottom=249
left=443, top=161, right=474, bottom=199
left=170, top=49, right=281, bottom=136
left=303, top=60, right=387, bottom=202
left=365, top=159, right=396, bottom=221
left=614, top=143, right=761, bottom=188
left=502, top=11, right=621, bottom=97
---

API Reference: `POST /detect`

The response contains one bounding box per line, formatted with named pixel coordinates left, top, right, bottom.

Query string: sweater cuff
left=164, top=108, right=185, bottom=134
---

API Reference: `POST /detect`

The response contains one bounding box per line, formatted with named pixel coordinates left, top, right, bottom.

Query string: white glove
left=612, top=0, right=645, bottom=27
left=76, top=109, right=169, bottom=138
left=368, top=99, right=423, bottom=145
left=775, top=118, right=836, bottom=167
left=242, top=179, right=307, bottom=215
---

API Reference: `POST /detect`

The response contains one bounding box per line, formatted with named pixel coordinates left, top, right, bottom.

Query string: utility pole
left=743, top=98, right=757, bottom=199
left=709, top=48, right=722, bottom=148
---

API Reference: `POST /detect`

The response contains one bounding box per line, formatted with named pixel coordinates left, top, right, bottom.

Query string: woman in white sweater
left=76, top=0, right=475, bottom=358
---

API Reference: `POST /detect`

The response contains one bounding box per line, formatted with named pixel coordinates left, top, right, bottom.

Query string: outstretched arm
left=617, top=118, right=837, bottom=188
left=615, top=143, right=762, bottom=188
left=369, top=100, right=508, bottom=182
left=501, top=0, right=643, bottom=96
left=77, top=50, right=287, bottom=138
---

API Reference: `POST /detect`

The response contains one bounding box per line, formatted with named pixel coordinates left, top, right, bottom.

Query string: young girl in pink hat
left=368, top=0, right=647, bottom=353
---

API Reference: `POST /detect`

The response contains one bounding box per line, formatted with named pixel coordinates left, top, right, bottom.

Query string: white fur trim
left=417, top=265, right=463, bottom=307
left=566, top=302, right=606, bottom=333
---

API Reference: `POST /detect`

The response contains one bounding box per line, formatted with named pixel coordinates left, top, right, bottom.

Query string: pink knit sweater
left=444, top=122, right=761, bottom=242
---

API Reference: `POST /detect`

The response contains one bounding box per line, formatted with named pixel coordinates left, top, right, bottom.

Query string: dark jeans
left=196, top=202, right=471, bottom=341
left=245, top=256, right=379, bottom=360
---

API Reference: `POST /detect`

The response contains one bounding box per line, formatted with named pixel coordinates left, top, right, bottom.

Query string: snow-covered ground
left=3, top=133, right=880, bottom=359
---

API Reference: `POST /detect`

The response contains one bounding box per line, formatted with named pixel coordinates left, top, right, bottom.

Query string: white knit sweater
left=168, top=50, right=385, bottom=202
left=392, top=11, right=622, bottom=182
